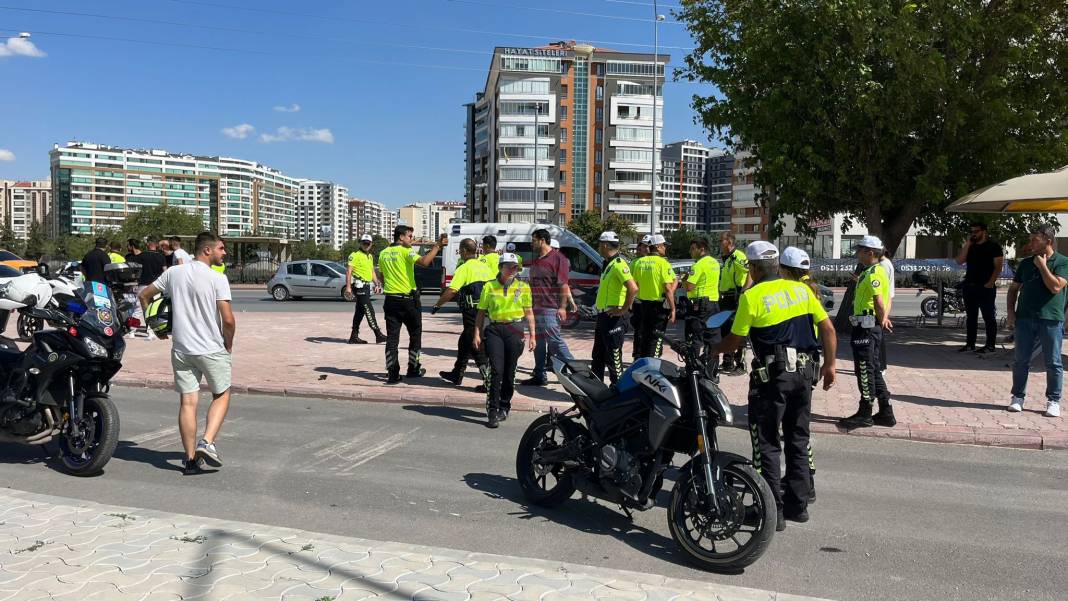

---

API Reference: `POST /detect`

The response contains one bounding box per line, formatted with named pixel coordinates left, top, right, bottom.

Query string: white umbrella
left=947, top=165, right=1068, bottom=213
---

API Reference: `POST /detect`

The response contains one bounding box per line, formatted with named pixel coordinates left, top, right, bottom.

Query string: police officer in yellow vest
left=630, top=234, right=651, bottom=361
left=473, top=253, right=535, bottom=428
left=839, top=235, right=895, bottom=429
left=712, top=241, right=837, bottom=531
left=592, top=231, right=638, bottom=384
left=481, top=235, right=500, bottom=278
left=346, top=234, right=386, bottom=345
left=680, top=236, right=721, bottom=363
left=376, top=225, right=446, bottom=384
left=718, top=231, right=752, bottom=374
left=433, top=238, right=493, bottom=392
left=631, top=234, right=677, bottom=358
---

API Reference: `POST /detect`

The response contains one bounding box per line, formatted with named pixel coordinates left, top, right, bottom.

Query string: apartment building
left=297, top=180, right=349, bottom=250
left=398, top=201, right=464, bottom=240
left=465, top=41, right=667, bottom=233
left=656, top=141, right=733, bottom=234
left=0, top=180, right=51, bottom=239
left=347, top=198, right=397, bottom=240
left=49, top=142, right=299, bottom=238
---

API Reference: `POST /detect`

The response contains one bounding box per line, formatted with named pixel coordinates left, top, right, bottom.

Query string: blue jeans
left=533, top=309, right=574, bottom=381
left=1011, top=318, right=1064, bottom=402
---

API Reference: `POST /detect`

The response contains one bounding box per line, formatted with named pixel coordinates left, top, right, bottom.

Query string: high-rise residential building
left=656, top=141, right=734, bottom=234
left=0, top=180, right=51, bottom=240
left=347, top=198, right=397, bottom=240
left=465, top=41, right=667, bottom=233
left=730, top=150, right=770, bottom=244
left=398, top=201, right=464, bottom=240
left=49, top=142, right=299, bottom=238
left=296, top=180, right=349, bottom=250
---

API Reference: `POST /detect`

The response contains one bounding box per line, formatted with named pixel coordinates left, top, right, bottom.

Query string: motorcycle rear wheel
left=516, top=414, right=577, bottom=506
left=17, top=313, right=42, bottom=340
left=920, top=296, right=941, bottom=318
left=668, top=459, right=776, bottom=572
left=57, top=394, right=120, bottom=477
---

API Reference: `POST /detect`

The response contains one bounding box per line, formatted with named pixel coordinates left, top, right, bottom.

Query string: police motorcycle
left=15, top=268, right=82, bottom=340
left=0, top=263, right=139, bottom=476
left=516, top=312, right=777, bottom=572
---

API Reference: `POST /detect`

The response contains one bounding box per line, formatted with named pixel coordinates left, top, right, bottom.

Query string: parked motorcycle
left=515, top=312, right=777, bottom=571
left=912, top=271, right=966, bottom=318
left=560, top=284, right=598, bottom=329
left=17, top=270, right=81, bottom=340
left=0, top=264, right=137, bottom=476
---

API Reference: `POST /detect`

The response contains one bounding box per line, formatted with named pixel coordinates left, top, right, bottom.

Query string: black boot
left=374, top=332, right=387, bottom=344
left=439, top=370, right=462, bottom=386
left=872, top=402, right=897, bottom=427
left=385, top=372, right=403, bottom=385
left=838, top=403, right=874, bottom=428
left=486, top=408, right=500, bottom=429
left=347, top=330, right=358, bottom=344
left=406, top=366, right=426, bottom=378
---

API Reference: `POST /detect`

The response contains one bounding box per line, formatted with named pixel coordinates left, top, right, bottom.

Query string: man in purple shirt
left=522, top=228, right=575, bottom=386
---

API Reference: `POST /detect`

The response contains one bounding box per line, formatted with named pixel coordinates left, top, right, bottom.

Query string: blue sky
left=0, top=0, right=716, bottom=208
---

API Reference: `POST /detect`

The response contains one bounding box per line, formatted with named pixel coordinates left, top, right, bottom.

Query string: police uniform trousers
left=748, top=366, right=814, bottom=512
left=591, top=312, right=626, bottom=384
left=351, top=283, right=384, bottom=338
left=850, top=324, right=890, bottom=408
left=484, top=322, right=525, bottom=413
left=630, top=301, right=644, bottom=360
left=637, top=302, right=671, bottom=359
left=719, top=294, right=746, bottom=367
left=684, top=298, right=721, bottom=364
left=384, top=293, right=422, bottom=377
left=451, top=308, right=488, bottom=383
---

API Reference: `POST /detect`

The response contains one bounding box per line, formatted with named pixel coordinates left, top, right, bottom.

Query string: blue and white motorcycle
left=515, top=312, right=777, bottom=572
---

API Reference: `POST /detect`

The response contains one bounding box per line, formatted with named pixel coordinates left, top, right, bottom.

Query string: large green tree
left=119, top=205, right=207, bottom=241
left=568, top=211, right=640, bottom=249
left=678, top=0, right=1068, bottom=255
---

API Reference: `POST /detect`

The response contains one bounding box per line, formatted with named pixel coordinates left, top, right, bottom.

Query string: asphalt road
left=1, top=388, right=1063, bottom=601
left=232, top=288, right=1010, bottom=319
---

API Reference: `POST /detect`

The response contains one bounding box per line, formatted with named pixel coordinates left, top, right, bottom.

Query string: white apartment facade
left=49, top=142, right=299, bottom=238
left=347, top=198, right=397, bottom=240
left=398, top=201, right=464, bottom=240
left=0, top=180, right=51, bottom=239
left=656, top=141, right=733, bottom=234
left=297, top=180, right=349, bottom=250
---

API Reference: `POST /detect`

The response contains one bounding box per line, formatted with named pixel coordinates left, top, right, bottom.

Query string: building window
left=595, top=172, right=602, bottom=185
left=596, top=107, right=603, bottom=122
left=596, top=85, right=604, bottom=100
left=559, top=192, right=567, bottom=205
left=559, top=105, right=568, bottom=119
left=595, top=130, right=603, bottom=144
left=595, top=151, right=602, bottom=164
left=559, top=171, right=566, bottom=184
left=560, top=149, right=567, bottom=161
left=560, top=127, right=568, bottom=142
left=560, top=85, right=568, bottom=99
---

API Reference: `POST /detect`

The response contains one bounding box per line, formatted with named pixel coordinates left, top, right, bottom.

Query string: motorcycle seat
left=559, top=357, right=593, bottom=373
left=570, top=372, right=616, bottom=404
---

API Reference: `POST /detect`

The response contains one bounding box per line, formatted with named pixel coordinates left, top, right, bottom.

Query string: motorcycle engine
left=600, top=444, right=644, bottom=500
left=0, top=405, right=43, bottom=435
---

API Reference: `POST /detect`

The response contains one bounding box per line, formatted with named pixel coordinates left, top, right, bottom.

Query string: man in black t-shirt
left=81, top=238, right=111, bottom=284
left=955, top=222, right=1004, bottom=353
left=137, top=235, right=167, bottom=286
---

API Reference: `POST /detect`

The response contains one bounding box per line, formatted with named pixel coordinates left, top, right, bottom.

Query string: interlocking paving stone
left=0, top=488, right=835, bottom=601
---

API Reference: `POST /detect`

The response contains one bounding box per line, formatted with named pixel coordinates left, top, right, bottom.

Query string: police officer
left=712, top=241, right=837, bottom=531
left=839, top=235, right=895, bottom=429
left=474, top=253, right=535, bottom=428
left=433, top=238, right=492, bottom=392
left=481, top=235, right=500, bottom=277
left=630, top=234, right=651, bottom=361
left=377, top=225, right=446, bottom=384
left=632, top=234, right=677, bottom=358
left=592, top=231, right=638, bottom=384
left=718, top=231, right=751, bottom=374
left=346, top=234, right=386, bottom=345
left=780, top=246, right=820, bottom=503
left=680, top=236, right=721, bottom=363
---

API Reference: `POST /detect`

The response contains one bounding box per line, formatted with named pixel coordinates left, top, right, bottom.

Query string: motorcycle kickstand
left=619, top=505, right=634, bottom=521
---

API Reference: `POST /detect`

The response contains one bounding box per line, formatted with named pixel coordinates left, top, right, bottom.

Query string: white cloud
left=259, top=127, right=334, bottom=144
left=221, top=123, right=256, bottom=139
left=0, top=35, right=47, bottom=59
left=273, top=103, right=301, bottom=113
left=0, top=149, right=14, bottom=162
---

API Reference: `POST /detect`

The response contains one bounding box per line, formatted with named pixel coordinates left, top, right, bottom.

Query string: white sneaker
left=1007, top=397, right=1024, bottom=412
left=1045, top=402, right=1061, bottom=418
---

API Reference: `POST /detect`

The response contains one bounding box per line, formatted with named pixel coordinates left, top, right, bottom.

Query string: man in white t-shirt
left=139, top=232, right=236, bottom=475
left=170, top=236, right=192, bottom=266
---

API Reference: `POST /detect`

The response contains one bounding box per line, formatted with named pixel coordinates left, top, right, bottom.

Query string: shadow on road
left=461, top=471, right=696, bottom=571
left=305, top=336, right=349, bottom=345
left=113, top=441, right=185, bottom=472
left=403, top=404, right=486, bottom=426
left=314, top=366, right=388, bottom=382
left=892, top=394, right=1005, bottom=412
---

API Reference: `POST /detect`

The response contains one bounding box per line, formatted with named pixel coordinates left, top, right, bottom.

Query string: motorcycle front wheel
left=920, top=296, right=941, bottom=318
left=668, top=458, right=776, bottom=572
left=57, top=394, right=120, bottom=477
left=516, top=414, right=578, bottom=506
left=17, top=313, right=42, bottom=340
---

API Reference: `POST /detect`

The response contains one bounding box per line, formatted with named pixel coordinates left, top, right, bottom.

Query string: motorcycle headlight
left=84, top=336, right=108, bottom=358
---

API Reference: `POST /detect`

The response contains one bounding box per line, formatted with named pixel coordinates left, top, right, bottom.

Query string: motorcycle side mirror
left=35, top=264, right=50, bottom=277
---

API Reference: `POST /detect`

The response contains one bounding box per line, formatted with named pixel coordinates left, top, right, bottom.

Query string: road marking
left=126, top=417, right=245, bottom=448
left=338, top=428, right=421, bottom=474
left=296, top=429, right=383, bottom=472
left=127, top=425, right=177, bottom=445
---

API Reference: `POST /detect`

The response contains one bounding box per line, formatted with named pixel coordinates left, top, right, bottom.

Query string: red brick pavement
left=102, top=309, right=1066, bottom=449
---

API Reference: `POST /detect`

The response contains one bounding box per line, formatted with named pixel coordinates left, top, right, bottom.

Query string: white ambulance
left=443, top=223, right=603, bottom=288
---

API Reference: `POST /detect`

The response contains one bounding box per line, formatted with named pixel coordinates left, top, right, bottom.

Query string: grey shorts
left=171, top=350, right=232, bottom=395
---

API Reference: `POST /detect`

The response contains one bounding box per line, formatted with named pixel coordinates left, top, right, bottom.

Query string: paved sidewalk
left=84, top=310, right=1067, bottom=449
left=0, top=489, right=829, bottom=601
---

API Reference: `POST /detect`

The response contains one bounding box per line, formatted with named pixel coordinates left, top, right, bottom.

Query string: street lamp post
left=533, top=101, right=540, bottom=224
left=649, top=7, right=665, bottom=235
